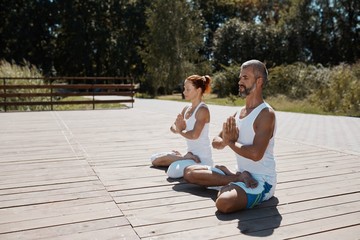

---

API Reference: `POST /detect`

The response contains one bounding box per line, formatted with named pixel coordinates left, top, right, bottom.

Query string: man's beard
left=239, top=83, right=256, bottom=98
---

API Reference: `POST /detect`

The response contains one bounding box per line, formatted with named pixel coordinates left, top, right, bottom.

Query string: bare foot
left=184, top=152, right=201, bottom=163
left=171, top=150, right=182, bottom=156
left=237, top=171, right=258, bottom=188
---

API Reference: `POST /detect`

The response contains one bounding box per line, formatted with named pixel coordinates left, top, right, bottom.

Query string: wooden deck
left=0, top=100, right=359, bottom=239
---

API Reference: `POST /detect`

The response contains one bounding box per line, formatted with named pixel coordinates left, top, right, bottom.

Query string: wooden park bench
left=0, top=76, right=138, bottom=111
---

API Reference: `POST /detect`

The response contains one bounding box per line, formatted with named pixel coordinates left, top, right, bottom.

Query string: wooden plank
left=0, top=83, right=135, bottom=90
left=0, top=202, right=123, bottom=234
left=133, top=193, right=360, bottom=238
left=0, top=91, right=134, bottom=98
left=0, top=103, right=359, bottom=239
left=0, top=189, right=111, bottom=209
left=0, top=201, right=120, bottom=224
left=293, top=225, right=360, bottom=240
left=0, top=182, right=106, bottom=202
left=139, top=207, right=360, bottom=239
left=0, top=76, right=132, bottom=81
left=0, top=78, right=136, bottom=110
left=115, top=171, right=359, bottom=209
left=124, top=186, right=360, bottom=227
left=0, top=217, right=131, bottom=240
left=41, top=226, right=140, bottom=240
left=0, top=180, right=103, bottom=196
left=0, top=175, right=99, bottom=191
left=0, top=99, right=134, bottom=106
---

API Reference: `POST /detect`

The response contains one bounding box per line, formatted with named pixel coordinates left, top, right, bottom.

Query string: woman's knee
left=167, top=163, right=183, bottom=178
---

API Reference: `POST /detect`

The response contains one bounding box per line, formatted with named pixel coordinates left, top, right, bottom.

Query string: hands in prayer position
left=170, top=114, right=186, bottom=134
left=222, top=116, right=239, bottom=146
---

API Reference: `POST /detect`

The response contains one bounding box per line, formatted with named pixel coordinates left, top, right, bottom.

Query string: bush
left=212, top=64, right=240, bottom=98
left=210, top=61, right=359, bottom=117
left=0, top=59, right=49, bottom=111
left=313, top=63, right=360, bottom=117
left=265, top=62, right=326, bottom=99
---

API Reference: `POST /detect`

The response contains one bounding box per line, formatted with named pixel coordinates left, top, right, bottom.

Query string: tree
left=140, top=0, right=204, bottom=96
left=54, top=0, right=148, bottom=77
left=213, top=18, right=284, bottom=69
left=309, top=0, right=359, bottom=64
left=0, top=0, right=57, bottom=74
left=278, top=0, right=359, bottom=65
left=54, top=0, right=113, bottom=76
left=107, top=0, right=149, bottom=78
left=334, top=0, right=359, bottom=64
left=195, top=0, right=293, bottom=66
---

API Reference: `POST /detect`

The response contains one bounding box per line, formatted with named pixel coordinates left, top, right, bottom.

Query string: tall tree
left=108, top=0, right=149, bottom=78
left=54, top=0, right=111, bottom=76
left=309, top=0, right=359, bottom=64
left=0, top=0, right=57, bottom=74
left=213, top=19, right=284, bottom=69
left=278, top=0, right=359, bottom=65
left=141, top=0, right=204, bottom=96
left=334, top=0, right=359, bottom=64
left=54, top=0, right=148, bottom=77
left=277, top=0, right=314, bottom=63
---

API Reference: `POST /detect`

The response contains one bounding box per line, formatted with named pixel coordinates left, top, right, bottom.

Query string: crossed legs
left=183, top=165, right=257, bottom=213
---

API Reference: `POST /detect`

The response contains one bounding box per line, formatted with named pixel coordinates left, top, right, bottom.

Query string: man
left=184, top=59, right=277, bottom=213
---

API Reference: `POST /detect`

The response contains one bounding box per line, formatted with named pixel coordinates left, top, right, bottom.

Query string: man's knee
left=215, top=188, right=247, bottom=214
left=184, top=165, right=203, bottom=183
left=216, top=197, right=234, bottom=213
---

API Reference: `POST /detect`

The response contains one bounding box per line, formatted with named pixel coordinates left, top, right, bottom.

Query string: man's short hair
left=241, top=60, right=268, bottom=86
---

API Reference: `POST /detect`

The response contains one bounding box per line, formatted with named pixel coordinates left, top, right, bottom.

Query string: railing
left=0, top=77, right=138, bottom=112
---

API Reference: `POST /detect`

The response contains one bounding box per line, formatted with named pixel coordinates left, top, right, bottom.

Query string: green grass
left=265, top=95, right=327, bottom=115
left=55, top=94, right=331, bottom=116
left=157, top=93, right=327, bottom=115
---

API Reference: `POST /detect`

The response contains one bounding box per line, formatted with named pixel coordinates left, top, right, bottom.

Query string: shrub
left=313, top=63, right=360, bottom=117
left=265, top=62, right=326, bottom=99
left=0, top=59, right=49, bottom=111
left=210, top=61, right=359, bottom=116
left=212, top=64, right=240, bottom=98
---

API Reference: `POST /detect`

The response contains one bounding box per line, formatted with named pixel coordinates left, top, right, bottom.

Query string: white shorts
left=166, top=159, right=200, bottom=178
left=151, top=152, right=212, bottom=179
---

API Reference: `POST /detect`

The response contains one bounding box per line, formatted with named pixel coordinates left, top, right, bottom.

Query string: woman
left=150, top=75, right=213, bottom=178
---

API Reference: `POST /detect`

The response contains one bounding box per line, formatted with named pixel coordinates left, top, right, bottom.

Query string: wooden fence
left=0, top=77, right=138, bottom=111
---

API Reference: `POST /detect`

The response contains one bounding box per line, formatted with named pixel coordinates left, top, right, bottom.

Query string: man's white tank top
left=184, top=102, right=213, bottom=166
left=234, top=102, right=276, bottom=181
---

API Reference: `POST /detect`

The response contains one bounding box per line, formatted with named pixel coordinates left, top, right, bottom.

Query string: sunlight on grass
left=158, top=93, right=327, bottom=115
left=54, top=94, right=333, bottom=115
left=265, top=95, right=327, bottom=115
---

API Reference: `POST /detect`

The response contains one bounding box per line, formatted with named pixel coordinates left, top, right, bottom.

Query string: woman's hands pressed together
left=171, top=113, right=186, bottom=134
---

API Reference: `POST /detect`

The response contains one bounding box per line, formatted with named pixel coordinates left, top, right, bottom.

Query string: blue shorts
left=210, top=167, right=274, bottom=209
left=230, top=181, right=273, bottom=208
